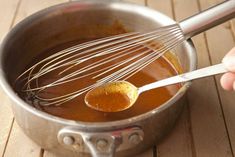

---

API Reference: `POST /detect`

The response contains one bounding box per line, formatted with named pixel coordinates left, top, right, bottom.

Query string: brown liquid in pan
left=16, top=35, right=181, bottom=122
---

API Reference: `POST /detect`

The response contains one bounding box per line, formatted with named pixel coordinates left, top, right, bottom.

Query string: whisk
left=16, top=1, right=235, bottom=106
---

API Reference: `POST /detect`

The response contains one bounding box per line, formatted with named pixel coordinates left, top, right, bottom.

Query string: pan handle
left=179, top=0, right=235, bottom=38
left=57, top=126, right=144, bottom=157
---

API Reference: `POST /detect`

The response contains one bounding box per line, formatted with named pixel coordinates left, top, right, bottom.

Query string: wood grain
left=14, top=0, right=68, bottom=24
left=174, top=0, right=233, bottom=156
left=43, top=152, right=56, bottom=157
left=43, top=149, right=153, bottom=157
left=3, top=122, right=43, bottom=157
left=2, top=0, right=68, bottom=157
left=0, top=0, right=19, bottom=156
left=0, top=0, right=19, bottom=40
left=0, top=92, right=14, bottom=157
left=198, top=0, right=235, bottom=156
left=147, top=0, right=173, bottom=18
left=124, top=0, right=146, bottom=5
left=231, top=20, right=235, bottom=39
left=157, top=106, right=194, bottom=157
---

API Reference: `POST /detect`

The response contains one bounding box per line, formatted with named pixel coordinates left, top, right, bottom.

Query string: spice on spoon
left=85, top=81, right=138, bottom=112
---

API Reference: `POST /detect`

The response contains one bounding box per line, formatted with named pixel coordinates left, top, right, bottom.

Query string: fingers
left=221, top=47, right=235, bottom=91
left=222, top=47, right=235, bottom=72
left=220, top=72, right=235, bottom=91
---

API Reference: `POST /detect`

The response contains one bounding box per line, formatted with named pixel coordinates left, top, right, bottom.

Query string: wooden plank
left=231, top=20, right=235, bottom=39
left=0, top=90, right=14, bottom=157
left=174, top=0, right=233, bottom=156
left=44, top=149, right=153, bottom=157
left=3, top=122, right=43, bottom=157
left=199, top=0, right=234, bottom=63
left=43, top=152, right=56, bottom=157
left=124, top=0, right=146, bottom=5
left=146, top=1, right=194, bottom=157
left=147, top=0, right=173, bottom=18
left=3, top=0, right=68, bottom=157
left=0, top=0, right=19, bottom=40
left=14, top=0, right=68, bottom=24
left=198, top=0, right=235, bottom=156
left=136, top=149, right=154, bottom=157
left=0, top=0, right=20, bottom=156
left=156, top=106, right=193, bottom=157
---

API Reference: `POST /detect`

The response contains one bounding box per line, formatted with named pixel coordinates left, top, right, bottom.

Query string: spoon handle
left=138, top=63, right=228, bottom=94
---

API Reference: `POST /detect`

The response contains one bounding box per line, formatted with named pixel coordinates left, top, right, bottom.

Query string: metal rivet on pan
left=96, top=139, right=108, bottom=151
left=63, top=136, right=75, bottom=145
left=129, top=133, right=142, bottom=145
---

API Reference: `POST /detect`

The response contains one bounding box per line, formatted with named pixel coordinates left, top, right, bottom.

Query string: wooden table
left=0, top=0, right=235, bottom=156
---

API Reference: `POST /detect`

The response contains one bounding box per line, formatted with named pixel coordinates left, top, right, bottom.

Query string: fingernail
left=222, top=56, right=235, bottom=72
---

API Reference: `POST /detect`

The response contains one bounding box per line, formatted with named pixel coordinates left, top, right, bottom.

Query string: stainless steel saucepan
left=0, top=0, right=234, bottom=156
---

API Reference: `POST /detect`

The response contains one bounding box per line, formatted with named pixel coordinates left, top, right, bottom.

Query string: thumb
left=222, top=47, right=235, bottom=72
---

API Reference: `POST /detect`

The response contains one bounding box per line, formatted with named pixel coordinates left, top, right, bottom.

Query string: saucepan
left=0, top=0, right=233, bottom=156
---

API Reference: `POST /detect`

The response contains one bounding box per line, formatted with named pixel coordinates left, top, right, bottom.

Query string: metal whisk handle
left=179, top=0, right=235, bottom=39
left=138, top=63, right=228, bottom=94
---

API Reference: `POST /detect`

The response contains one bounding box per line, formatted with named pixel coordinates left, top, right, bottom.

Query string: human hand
left=220, top=47, right=235, bottom=91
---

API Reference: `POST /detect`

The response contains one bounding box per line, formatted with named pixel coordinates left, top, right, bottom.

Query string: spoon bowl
left=85, top=81, right=138, bottom=112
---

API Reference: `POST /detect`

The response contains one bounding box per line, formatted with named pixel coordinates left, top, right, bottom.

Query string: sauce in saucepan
left=15, top=30, right=181, bottom=122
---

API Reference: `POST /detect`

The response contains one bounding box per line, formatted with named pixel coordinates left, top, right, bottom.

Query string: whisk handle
left=138, top=63, right=228, bottom=94
left=179, top=0, right=235, bottom=38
